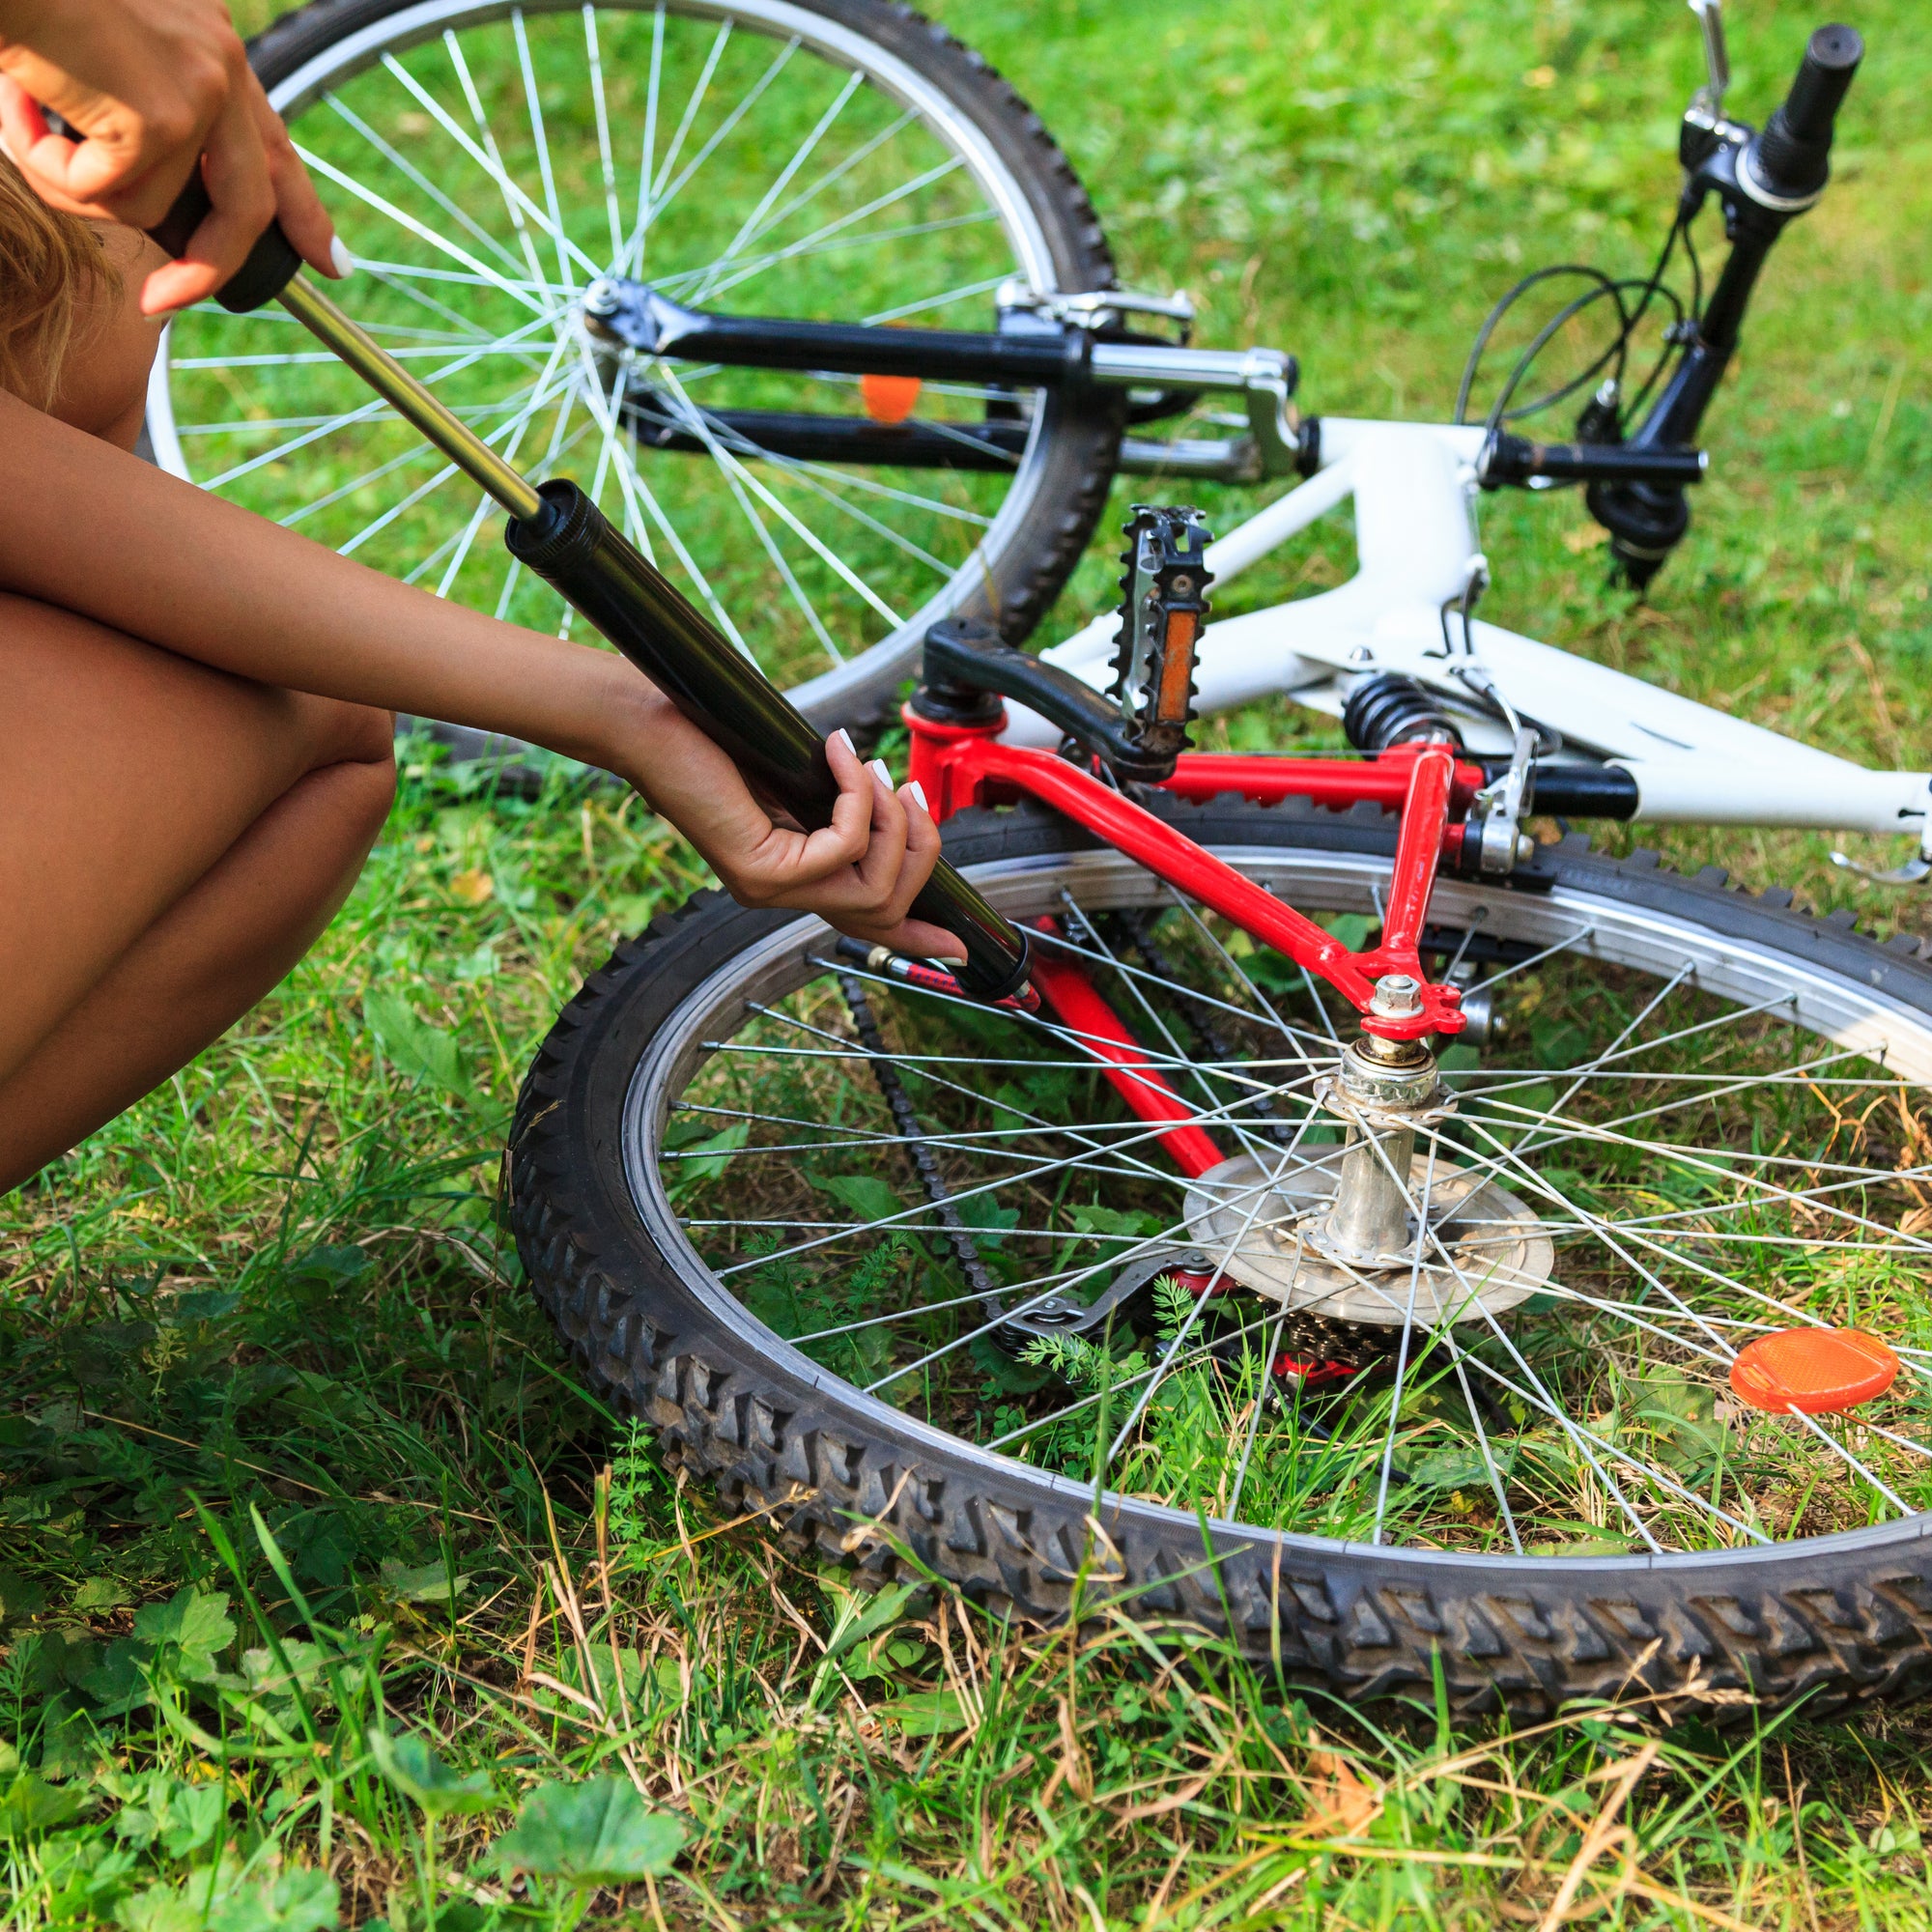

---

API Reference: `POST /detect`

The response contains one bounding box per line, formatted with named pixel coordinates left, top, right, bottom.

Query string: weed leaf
left=493, top=1776, right=685, bottom=1884
left=875, top=1690, right=968, bottom=1738
left=363, top=992, right=470, bottom=1098
left=0, top=1772, right=87, bottom=1836
left=366, top=1729, right=497, bottom=1816
left=815, top=1174, right=903, bottom=1225
left=376, top=1558, right=469, bottom=1606
left=116, top=1860, right=337, bottom=1932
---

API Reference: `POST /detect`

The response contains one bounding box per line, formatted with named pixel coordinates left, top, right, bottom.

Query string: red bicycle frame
left=905, top=701, right=1485, bottom=1045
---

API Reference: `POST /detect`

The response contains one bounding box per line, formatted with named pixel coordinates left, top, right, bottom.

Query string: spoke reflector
left=1729, top=1326, right=1899, bottom=1414
left=861, top=371, right=923, bottom=423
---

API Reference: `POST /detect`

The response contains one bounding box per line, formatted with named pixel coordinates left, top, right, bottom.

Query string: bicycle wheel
left=510, top=798, right=1932, bottom=1718
left=148, top=0, right=1122, bottom=726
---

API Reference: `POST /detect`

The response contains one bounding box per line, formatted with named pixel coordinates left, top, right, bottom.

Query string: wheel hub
left=1181, top=1147, right=1553, bottom=1327
left=1183, top=980, right=1554, bottom=1327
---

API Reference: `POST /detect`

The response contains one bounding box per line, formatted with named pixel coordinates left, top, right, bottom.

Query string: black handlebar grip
left=145, top=172, right=304, bottom=313
left=1779, top=23, right=1864, bottom=142
left=1750, top=23, right=1863, bottom=202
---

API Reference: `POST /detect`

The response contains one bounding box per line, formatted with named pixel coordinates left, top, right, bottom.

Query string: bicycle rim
left=150, top=0, right=1097, bottom=698
left=626, top=834, right=1932, bottom=1567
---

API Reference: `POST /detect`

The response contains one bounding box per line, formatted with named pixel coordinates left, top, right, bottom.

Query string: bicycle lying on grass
left=146, top=2, right=1932, bottom=1719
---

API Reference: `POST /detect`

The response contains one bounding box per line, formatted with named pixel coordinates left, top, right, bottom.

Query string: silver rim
left=619, top=843, right=1932, bottom=1564
left=150, top=0, right=1071, bottom=707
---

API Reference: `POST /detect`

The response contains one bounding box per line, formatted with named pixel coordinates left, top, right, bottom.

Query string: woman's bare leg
left=0, top=591, right=395, bottom=1190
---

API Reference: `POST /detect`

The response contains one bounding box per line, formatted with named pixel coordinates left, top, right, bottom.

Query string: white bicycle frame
left=1001, top=416, right=1932, bottom=859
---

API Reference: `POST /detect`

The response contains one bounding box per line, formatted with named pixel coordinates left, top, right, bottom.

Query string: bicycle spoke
left=582, top=4, right=624, bottom=265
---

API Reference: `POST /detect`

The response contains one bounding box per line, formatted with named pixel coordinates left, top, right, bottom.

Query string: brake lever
left=1688, top=0, right=1731, bottom=121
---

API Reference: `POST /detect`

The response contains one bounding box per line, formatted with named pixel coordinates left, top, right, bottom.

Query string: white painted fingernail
left=328, top=237, right=355, bottom=278
left=868, top=758, right=894, bottom=787
left=835, top=728, right=856, bottom=755
left=907, top=779, right=929, bottom=811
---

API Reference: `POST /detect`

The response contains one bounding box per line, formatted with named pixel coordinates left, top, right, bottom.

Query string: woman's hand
left=617, top=704, right=963, bottom=961
left=0, top=0, right=343, bottom=312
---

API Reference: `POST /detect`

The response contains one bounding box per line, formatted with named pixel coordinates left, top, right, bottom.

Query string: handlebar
left=1478, top=435, right=1706, bottom=492
left=1747, top=23, right=1863, bottom=205
left=1778, top=22, right=1863, bottom=144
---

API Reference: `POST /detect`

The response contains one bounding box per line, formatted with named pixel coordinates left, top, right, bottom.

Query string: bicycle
left=146, top=3, right=1932, bottom=1717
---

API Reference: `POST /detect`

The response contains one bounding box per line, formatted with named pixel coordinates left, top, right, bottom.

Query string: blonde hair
left=0, top=150, right=116, bottom=409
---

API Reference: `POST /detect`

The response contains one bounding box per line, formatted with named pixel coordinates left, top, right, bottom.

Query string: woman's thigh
left=0, top=589, right=392, bottom=1077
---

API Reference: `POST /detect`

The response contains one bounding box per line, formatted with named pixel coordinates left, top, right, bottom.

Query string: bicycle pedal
left=1111, top=505, right=1214, bottom=765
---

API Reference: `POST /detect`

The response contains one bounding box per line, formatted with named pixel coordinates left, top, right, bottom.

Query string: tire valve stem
left=834, top=937, right=1041, bottom=1013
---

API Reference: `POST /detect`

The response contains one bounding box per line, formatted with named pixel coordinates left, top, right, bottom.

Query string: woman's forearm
left=0, top=392, right=664, bottom=777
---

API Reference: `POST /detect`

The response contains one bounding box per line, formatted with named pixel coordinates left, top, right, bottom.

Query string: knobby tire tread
left=509, top=797, right=1932, bottom=1719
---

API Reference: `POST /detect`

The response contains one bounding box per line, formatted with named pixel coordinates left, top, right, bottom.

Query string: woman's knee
left=297, top=696, right=396, bottom=774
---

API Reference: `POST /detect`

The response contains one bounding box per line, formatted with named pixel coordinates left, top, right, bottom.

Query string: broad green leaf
left=363, top=992, right=470, bottom=1098
left=875, top=1690, right=968, bottom=1738
left=0, top=1569, right=47, bottom=1625
left=82, top=1638, right=151, bottom=1717
left=289, top=1246, right=369, bottom=1287
left=1071, top=1204, right=1158, bottom=1239
left=132, top=1588, right=234, bottom=1660
left=126, top=1588, right=234, bottom=1685
left=967, top=1331, right=1056, bottom=1396
left=1405, top=1446, right=1514, bottom=1492
left=1630, top=1372, right=1728, bottom=1473
left=0, top=1773, right=87, bottom=1837
left=377, top=1558, right=470, bottom=1605
left=1321, top=912, right=1375, bottom=950
left=116, top=1861, right=337, bottom=1932
left=72, top=1577, right=131, bottom=1613
left=170, top=1290, right=242, bottom=1323
left=815, top=1174, right=904, bottom=1227
left=493, top=1776, right=685, bottom=1885
left=158, top=1781, right=227, bottom=1860
left=668, top=1122, right=748, bottom=1186
left=817, top=1577, right=920, bottom=1662
left=367, top=1729, right=498, bottom=1816
left=237, top=1641, right=327, bottom=1705
left=955, top=1194, right=1020, bottom=1251
left=1523, top=1537, right=1631, bottom=1558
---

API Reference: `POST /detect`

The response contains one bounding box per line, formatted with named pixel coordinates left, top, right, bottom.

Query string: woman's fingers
left=250, top=77, right=345, bottom=280
left=877, top=916, right=968, bottom=961
left=135, top=75, right=272, bottom=313
left=851, top=758, right=909, bottom=889
left=0, top=0, right=342, bottom=311
left=687, top=731, right=964, bottom=959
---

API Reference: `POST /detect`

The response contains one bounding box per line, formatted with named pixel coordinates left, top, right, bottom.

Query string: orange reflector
left=1729, top=1326, right=1899, bottom=1414
left=860, top=372, right=922, bottom=425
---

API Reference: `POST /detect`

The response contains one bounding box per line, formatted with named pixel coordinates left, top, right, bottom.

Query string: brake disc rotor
left=1182, top=1148, right=1555, bottom=1328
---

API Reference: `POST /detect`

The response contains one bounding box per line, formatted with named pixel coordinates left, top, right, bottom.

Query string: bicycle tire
left=509, top=798, right=1932, bottom=1719
left=158, top=0, right=1125, bottom=729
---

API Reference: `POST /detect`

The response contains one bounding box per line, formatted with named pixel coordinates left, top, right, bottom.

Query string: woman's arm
left=0, top=392, right=960, bottom=955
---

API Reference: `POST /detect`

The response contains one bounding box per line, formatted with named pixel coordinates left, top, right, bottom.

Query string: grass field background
left=3, top=0, right=1931, bottom=1924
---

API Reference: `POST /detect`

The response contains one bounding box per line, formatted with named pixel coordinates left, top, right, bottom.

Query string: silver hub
left=1181, top=1146, right=1554, bottom=1328
left=1183, top=979, right=1554, bottom=1328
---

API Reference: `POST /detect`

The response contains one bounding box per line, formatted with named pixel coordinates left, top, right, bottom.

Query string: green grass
left=6, top=0, right=1932, bottom=1922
